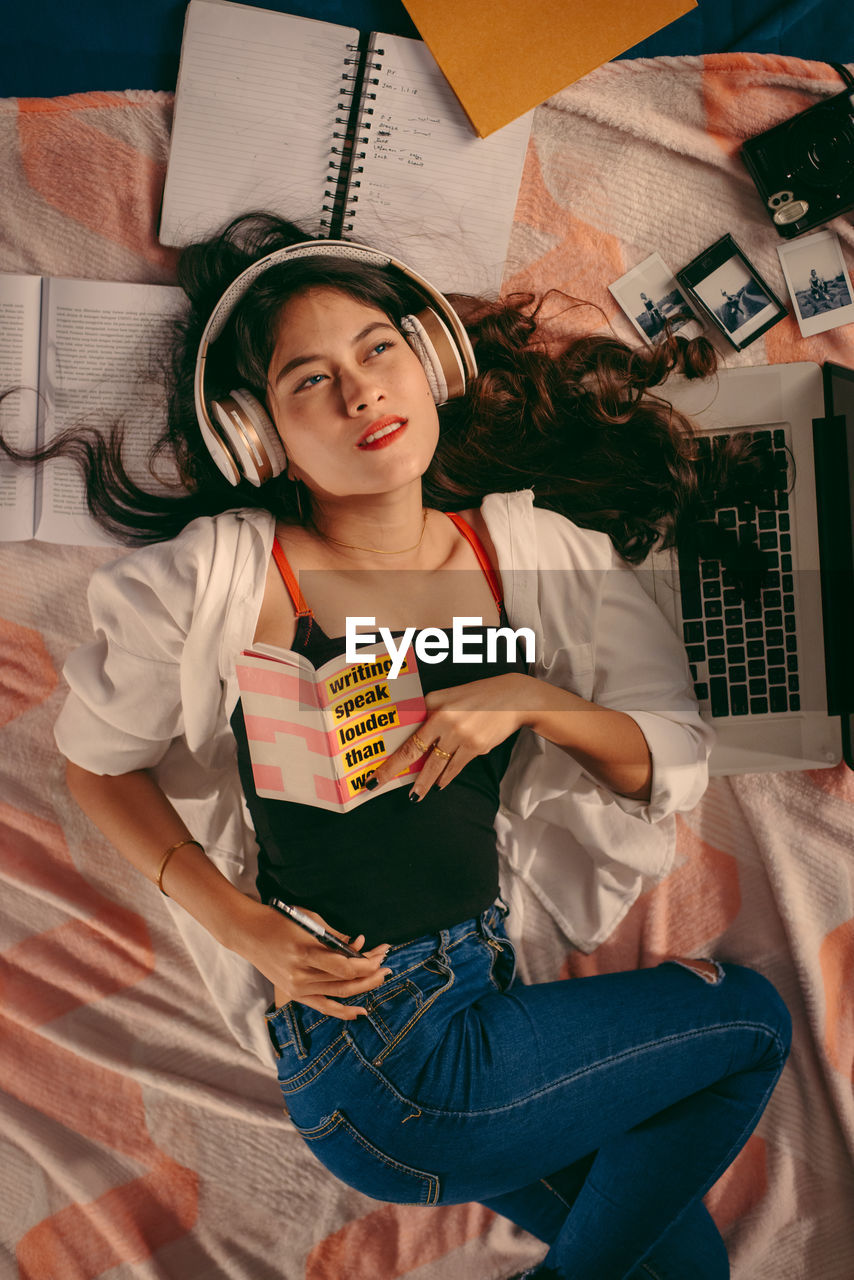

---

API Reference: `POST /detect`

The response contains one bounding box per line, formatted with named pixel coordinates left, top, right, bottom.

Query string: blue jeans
left=265, top=905, right=791, bottom=1280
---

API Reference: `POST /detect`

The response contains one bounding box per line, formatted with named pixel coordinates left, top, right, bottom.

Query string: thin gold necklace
left=320, top=508, right=429, bottom=555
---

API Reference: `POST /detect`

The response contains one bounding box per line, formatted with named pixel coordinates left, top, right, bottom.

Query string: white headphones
left=193, top=239, right=478, bottom=487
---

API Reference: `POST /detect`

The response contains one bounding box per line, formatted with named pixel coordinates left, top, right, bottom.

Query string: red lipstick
left=356, top=416, right=408, bottom=450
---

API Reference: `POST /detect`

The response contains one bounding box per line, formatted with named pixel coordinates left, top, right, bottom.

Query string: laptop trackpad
left=711, top=719, right=805, bottom=775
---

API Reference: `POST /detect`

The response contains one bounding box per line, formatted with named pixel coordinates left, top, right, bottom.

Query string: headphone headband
left=200, top=238, right=477, bottom=365
left=194, top=238, right=477, bottom=486
left=205, top=241, right=386, bottom=343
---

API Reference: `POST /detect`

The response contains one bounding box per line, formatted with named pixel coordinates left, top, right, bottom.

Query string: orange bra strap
left=272, top=518, right=502, bottom=619
left=445, top=511, right=503, bottom=615
left=271, top=537, right=313, bottom=617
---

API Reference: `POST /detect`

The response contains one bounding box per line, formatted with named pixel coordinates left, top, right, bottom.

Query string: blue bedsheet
left=2, top=0, right=851, bottom=99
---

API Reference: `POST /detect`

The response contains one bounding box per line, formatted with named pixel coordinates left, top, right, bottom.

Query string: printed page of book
left=350, top=33, right=532, bottom=296
left=35, top=278, right=186, bottom=547
left=321, top=648, right=424, bottom=805
left=237, top=644, right=425, bottom=812
left=159, top=0, right=356, bottom=246
left=0, top=274, right=41, bottom=540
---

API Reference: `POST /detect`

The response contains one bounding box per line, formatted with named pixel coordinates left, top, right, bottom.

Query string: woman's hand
left=61, top=765, right=393, bottom=1020
left=368, top=671, right=652, bottom=803
left=368, top=672, right=535, bottom=800
left=232, top=898, right=391, bottom=1021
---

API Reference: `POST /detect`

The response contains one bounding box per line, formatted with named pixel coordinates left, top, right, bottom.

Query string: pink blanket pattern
left=1, top=54, right=853, bottom=1279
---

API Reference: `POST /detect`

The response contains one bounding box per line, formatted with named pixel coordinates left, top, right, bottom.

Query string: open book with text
left=159, top=0, right=532, bottom=294
left=236, top=642, right=426, bottom=812
left=0, top=274, right=185, bottom=546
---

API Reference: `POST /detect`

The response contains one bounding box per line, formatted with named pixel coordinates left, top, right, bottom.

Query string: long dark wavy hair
left=0, top=212, right=775, bottom=574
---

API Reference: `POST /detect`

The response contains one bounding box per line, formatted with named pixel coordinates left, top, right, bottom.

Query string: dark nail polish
left=408, top=790, right=421, bottom=803
left=365, top=776, right=379, bottom=791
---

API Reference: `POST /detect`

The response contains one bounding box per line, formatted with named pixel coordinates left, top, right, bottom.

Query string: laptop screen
left=820, top=362, right=854, bottom=768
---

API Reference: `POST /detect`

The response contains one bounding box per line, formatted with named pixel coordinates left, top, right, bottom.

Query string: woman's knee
left=713, top=962, right=792, bottom=1063
left=663, top=957, right=791, bottom=1067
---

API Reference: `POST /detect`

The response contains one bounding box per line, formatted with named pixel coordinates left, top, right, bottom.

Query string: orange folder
left=401, top=0, right=696, bottom=137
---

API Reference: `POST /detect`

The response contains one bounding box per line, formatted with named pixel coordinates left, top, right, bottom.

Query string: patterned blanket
left=2, top=54, right=853, bottom=1280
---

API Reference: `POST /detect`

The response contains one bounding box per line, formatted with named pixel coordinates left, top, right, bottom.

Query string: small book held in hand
left=236, top=642, right=426, bottom=811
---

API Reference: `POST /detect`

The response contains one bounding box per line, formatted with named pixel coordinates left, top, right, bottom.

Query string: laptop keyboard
left=679, top=427, right=800, bottom=718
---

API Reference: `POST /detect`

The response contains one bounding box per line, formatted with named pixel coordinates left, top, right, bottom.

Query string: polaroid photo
left=777, top=229, right=854, bottom=337
left=676, top=234, right=787, bottom=351
left=609, top=253, right=703, bottom=346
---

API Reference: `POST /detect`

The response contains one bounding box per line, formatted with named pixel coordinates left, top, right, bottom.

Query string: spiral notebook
left=158, top=0, right=533, bottom=294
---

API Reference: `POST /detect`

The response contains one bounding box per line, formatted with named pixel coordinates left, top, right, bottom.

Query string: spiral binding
left=321, top=40, right=384, bottom=235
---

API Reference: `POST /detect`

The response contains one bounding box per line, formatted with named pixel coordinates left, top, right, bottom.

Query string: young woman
left=37, top=214, right=790, bottom=1279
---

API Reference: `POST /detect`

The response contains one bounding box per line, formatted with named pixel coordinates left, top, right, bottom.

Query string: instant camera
left=741, top=63, right=854, bottom=238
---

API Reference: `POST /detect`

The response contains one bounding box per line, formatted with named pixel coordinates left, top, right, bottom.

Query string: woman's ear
left=207, top=388, right=288, bottom=486
left=400, top=308, right=469, bottom=404
left=400, top=314, right=444, bottom=403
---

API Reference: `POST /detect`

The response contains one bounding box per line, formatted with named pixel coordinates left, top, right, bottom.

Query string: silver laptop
left=641, top=361, right=853, bottom=776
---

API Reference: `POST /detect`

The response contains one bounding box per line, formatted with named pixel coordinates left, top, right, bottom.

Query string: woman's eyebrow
left=274, top=321, right=397, bottom=385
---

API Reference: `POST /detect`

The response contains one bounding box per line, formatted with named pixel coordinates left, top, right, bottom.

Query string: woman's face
left=265, top=287, right=440, bottom=500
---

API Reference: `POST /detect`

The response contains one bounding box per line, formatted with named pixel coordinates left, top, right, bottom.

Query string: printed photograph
left=777, top=229, right=854, bottom=337
left=690, top=254, right=782, bottom=344
left=609, top=252, right=702, bottom=345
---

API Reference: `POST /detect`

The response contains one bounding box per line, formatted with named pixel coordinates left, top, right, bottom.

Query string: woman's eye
left=295, top=372, right=326, bottom=392
left=369, top=340, right=394, bottom=357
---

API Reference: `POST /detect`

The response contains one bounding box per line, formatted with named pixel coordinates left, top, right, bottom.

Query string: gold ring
left=412, top=734, right=430, bottom=753
left=432, top=744, right=453, bottom=760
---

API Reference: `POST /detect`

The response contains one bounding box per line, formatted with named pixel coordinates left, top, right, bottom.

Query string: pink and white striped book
left=236, top=643, right=426, bottom=812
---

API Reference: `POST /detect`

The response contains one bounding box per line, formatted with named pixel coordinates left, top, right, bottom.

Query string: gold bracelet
left=156, top=838, right=203, bottom=897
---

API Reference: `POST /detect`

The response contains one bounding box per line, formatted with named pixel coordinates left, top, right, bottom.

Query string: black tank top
left=230, top=513, right=528, bottom=948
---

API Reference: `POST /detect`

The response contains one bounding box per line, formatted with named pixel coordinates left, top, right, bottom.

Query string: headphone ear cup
left=401, top=309, right=467, bottom=405
left=209, top=388, right=288, bottom=487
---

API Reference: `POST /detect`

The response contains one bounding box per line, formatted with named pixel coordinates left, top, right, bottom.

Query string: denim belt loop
left=475, top=911, right=490, bottom=940
left=285, top=1002, right=311, bottom=1059
left=266, top=1002, right=311, bottom=1060
left=477, top=900, right=506, bottom=938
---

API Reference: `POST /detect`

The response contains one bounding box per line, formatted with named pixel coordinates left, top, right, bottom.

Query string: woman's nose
left=341, top=366, right=384, bottom=415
